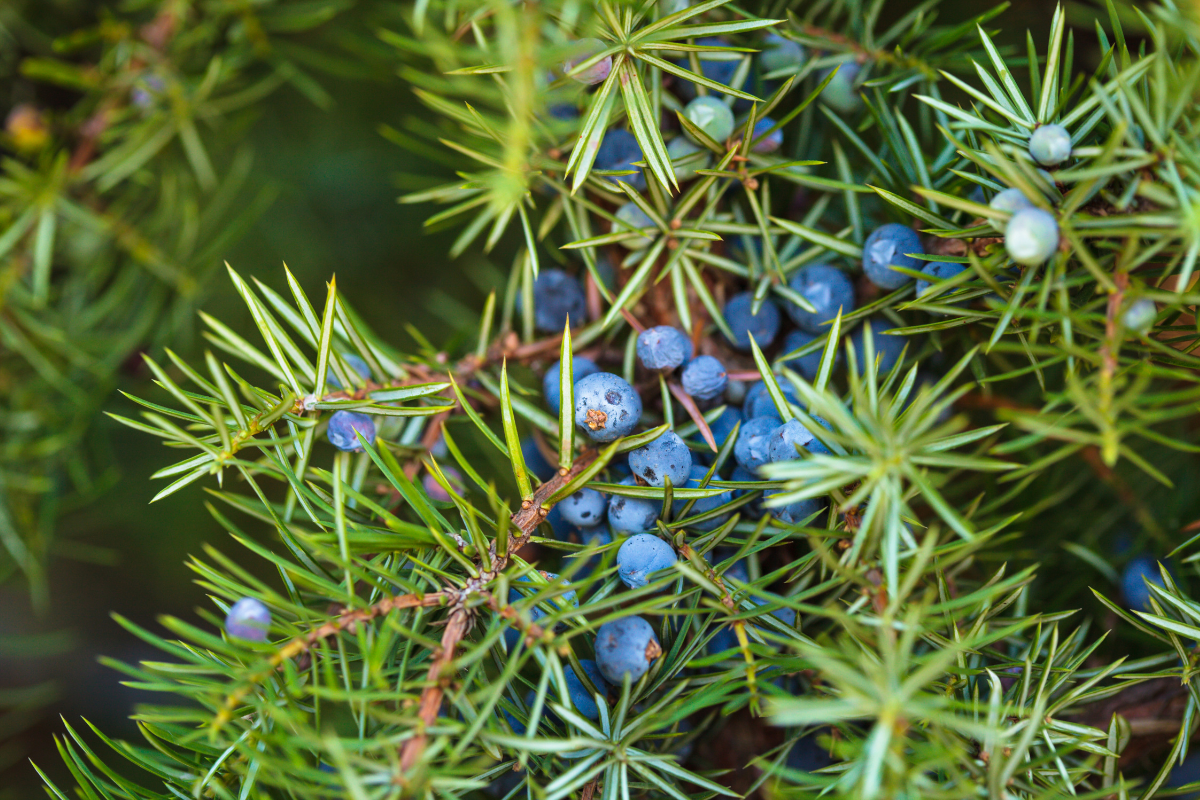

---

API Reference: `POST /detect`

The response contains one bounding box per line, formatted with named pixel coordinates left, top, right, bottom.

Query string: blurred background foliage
left=0, top=0, right=1154, bottom=796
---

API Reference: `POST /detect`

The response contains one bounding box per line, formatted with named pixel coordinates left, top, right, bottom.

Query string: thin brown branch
left=401, top=607, right=471, bottom=771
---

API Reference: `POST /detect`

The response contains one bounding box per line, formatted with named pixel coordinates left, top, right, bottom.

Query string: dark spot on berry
left=605, top=389, right=622, bottom=405
left=645, top=468, right=657, bottom=481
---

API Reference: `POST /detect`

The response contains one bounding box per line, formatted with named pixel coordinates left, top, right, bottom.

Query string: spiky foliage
left=30, top=0, right=1200, bottom=799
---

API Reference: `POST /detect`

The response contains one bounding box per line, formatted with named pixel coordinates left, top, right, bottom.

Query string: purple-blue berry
left=225, top=597, right=271, bottom=642
left=560, top=488, right=607, bottom=527
left=734, top=415, right=778, bottom=470
left=523, top=269, right=587, bottom=332
left=723, top=292, right=781, bottom=350
left=1028, top=123, right=1071, bottom=166
left=522, top=436, right=556, bottom=482
left=617, top=533, right=678, bottom=588
left=564, top=660, right=612, bottom=720
left=781, top=329, right=839, bottom=381
left=681, top=355, right=728, bottom=400
left=1122, top=554, right=1170, bottom=612
left=327, top=352, right=371, bottom=389
left=850, top=318, right=909, bottom=376
left=786, top=264, right=856, bottom=333
left=629, top=429, right=692, bottom=488
left=1005, top=208, right=1059, bottom=266
left=562, top=38, right=612, bottom=85
left=708, top=405, right=743, bottom=446
left=574, top=372, right=642, bottom=442
left=916, top=261, right=968, bottom=299
left=684, top=96, right=735, bottom=143
left=673, top=38, right=742, bottom=99
left=327, top=411, right=376, bottom=452
left=595, top=129, right=646, bottom=190
left=608, top=475, right=659, bottom=533
left=767, top=419, right=820, bottom=462
left=594, top=616, right=661, bottom=684
left=637, top=326, right=693, bottom=371
left=863, top=224, right=923, bottom=290
left=748, top=116, right=782, bottom=153
left=543, top=356, right=601, bottom=414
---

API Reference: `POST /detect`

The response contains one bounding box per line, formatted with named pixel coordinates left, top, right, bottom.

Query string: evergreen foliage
left=14, top=0, right=1200, bottom=798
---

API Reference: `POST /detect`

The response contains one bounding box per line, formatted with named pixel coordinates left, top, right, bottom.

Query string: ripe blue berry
left=730, top=464, right=765, bottom=519
left=225, top=597, right=271, bottom=642
left=863, top=224, right=923, bottom=290
left=543, top=356, right=601, bottom=414
left=708, top=405, right=743, bottom=446
left=608, top=475, right=659, bottom=533
left=563, top=38, right=612, bottom=85
left=723, top=291, right=782, bottom=350
left=574, top=372, right=642, bottom=442
left=560, top=487, right=607, bottom=527
left=916, top=261, right=968, bottom=299
left=684, top=96, right=735, bottom=143
left=617, top=533, right=678, bottom=588
left=667, top=136, right=711, bottom=181
left=766, top=419, right=817, bottom=462
left=767, top=490, right=827, bottom=525
left=1028, top=123, right=1071, bottom=166
left=745, top=380, right=798, bottom=419
left=522, top=436, right=556, bottom=482
left=505, top=571, right=578, bottom=649
left=673, top=466, right=733, bottom=531
left=673, top=38, right=742, bottom=99
left=850, top=318, right=909, bottom=376
left=629, top=429, right=692, bottom=488
left=327, top=352, right=371, bottom=389
left=637, top=326, right=693, bottom=370
left=1005, top=208, right=1059, bottom=266
left=564, top=660, right=612, bottom=720
left=781, top=329, right=839, bottom=381
left=595, top=616, right=661, bottom=684
left=523, top=269, right=587, bottom=332
left=760, top=33, right=807, bottom=75
left=748, top=116, right=782, bottom=153
left=613, top=202, right=656, bottom=250
left=327, top=411, right=375, bottom=452
left=819, top=61, right=862, bottom=114
left=734, top=415, right=778, bottom=470
left=1122, top=554, right=1169, bottom=611
left=1123, top=298, right=1156, bottom=333
left=595, top=129, right=646, bottom=190
left=786, top=264, right=856, bottom=333
left=681, top=355, right=728, bottom=400
left=574, top=527, right=613, bottom=578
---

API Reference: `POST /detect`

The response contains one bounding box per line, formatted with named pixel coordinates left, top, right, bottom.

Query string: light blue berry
left=989, top=187, right=1035, bottom=215
left=850, top=318, right=909, bottom=376
left=746, top=380, right=799, bottom=419
left=786, top=264, right=856, bottom=333
left=563, top=38, right=612, bottom=85
left=594, top=616, right=661, bottom=684
left=819, top=61, right=862, bottom=114
left=560, top=487, right=607, bottom=527
left=767, top=490, right=827, bottom=525
left=667, top=136, right=711, bottom=181
left=766, top=419, right=825, bottom=462
left=327, top=411, right=375, bottom=452
left=613, top=202, right=656, bottom=250
left=522, top=436, right=556, bottom=482
left=760, top=33, right=807, bottom=75
left=519, top=269, right=586, bottom=333
left=617, top=533, right=678, bottom=588
left=731, top=464, right=766, bottom=519
left=681, top=355, right=728, bottom=400
left=1123, top=298, right=1156, bottom=333
left=505, top=571, right=578, bottom=649
left=723, top=292, right=781, bottom=350
left=863, top=224, right=923, bottom=290
left=225, top=597, right=271, bottom=642
left=637, top=326, right=693, bottom=370
left=574, top=372, right=642, bottom=442
left=1005, top=208, right=1059, bottom=266
left=608, top=475, right=659, bottom=533
left=1028, top=123, right=1071, bottom=166
left=629, top=430, right=692, bottom=488
left=684, top=96, right=735, bottom=144
left=326, top=353, right=371, bottom=389
left=543, top=356, right=602, bottom=414
left=673, top=465, right=733, bottom=531
left=734, top=415, right=778, bottom=470
left=595, top=130, right=646, bottom=190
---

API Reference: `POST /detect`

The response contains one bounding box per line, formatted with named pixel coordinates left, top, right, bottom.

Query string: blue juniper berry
left=616, top=533, right=678, bottom=588
left=327, top=411, right=375, bottom=452
left=681, top=355, right=728, bottom=400
left=594, top=616, right=662, bottom=684
left=574, top=372, right=642, bottom=442
left=723, top=291, right=781, bottom=350
left=628, top=429, right=692, bottom=488
left=637, top=326, right=693, bottom=370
